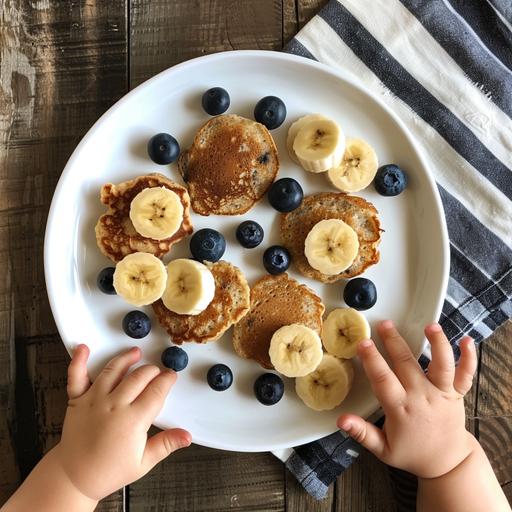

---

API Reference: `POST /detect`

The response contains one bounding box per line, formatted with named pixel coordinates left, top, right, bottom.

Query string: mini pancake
left=95, top=173, right=193, bottom=262
left=152, top=260, right=250, bottom=344
left=178, top=114, right=279, bottom=215
left=233, top=273, right=325, bottom=369
left=280, top=192, right=381, bottom=283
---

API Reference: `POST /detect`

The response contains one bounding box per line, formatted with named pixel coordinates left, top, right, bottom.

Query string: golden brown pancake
left=280, top=193, right=381, bottom=283
left=178, top=114, right=279, bottom=215
left=152, top=260, right=250, bottom=344
left=232, top=273, right=325, bottom=369
left=95, top=173, right=193, bottom=262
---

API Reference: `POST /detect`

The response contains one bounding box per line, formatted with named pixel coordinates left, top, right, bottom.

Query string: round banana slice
left=295, top=354, right=354, bottom=411
left=327, top=138, right=378, bottom=193
left=162, top=259, right=216, bottom=316
left=129, top=187, right=184, bottom=240
left=293, top=118, right=345, bottom=173
left=113, top=252, right=167, bottom=306
left=321, top=308, right=371, bottom=359
left=287, top=114, right=328, bottom=164
left=304, top=219, right=359, bottom=275
left=269, top=324, right=323, bottom=377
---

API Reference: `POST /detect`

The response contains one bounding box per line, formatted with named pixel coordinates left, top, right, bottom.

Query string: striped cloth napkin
left=273, top=0, right=512, bottom=501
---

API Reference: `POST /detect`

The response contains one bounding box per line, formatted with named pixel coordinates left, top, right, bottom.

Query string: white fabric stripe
left=473, top=322, right=493, bottom=338
left=441, top=0, right=512, bottom=75
left=486, top=0, right=512, bottom=33
left=295, top=18, right=512, bottom=246
left=341, top=0, right=512, bottom=170
left=447, top=276, right=475, bottom=304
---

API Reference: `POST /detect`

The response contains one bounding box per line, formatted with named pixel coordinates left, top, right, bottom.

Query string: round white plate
left=44, top=50, right=449, bottom=452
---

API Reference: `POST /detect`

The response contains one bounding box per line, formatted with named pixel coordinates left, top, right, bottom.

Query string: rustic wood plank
left=128, top=2, right=286, bottom=510
left=478, top=416, right=512, bottom=486
left=335, top=448, right=397, bottom=512
left=285, top=467, right=334, bottom=511
left=130, top=442, right=285, bottom=511
left=477, top=320, right=512, bottom=417
left=0, top=0, right=127, bottom=509
left=282, top=0, right=299, bottom=44
left=129, top=0, right=284, bottom=88
left=297, top=0, right=328, bottom=28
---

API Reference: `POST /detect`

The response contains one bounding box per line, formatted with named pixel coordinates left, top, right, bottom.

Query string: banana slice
left=304, top=219, right=359, bottom=275
left=269, top=324, right=323, bottom=377
left=287, top=114, right=328, bottom=164
left=162, top=259, right=216, bottom=316
left=321, top=308, right=371, bottom=359
left=327, top=138, right=379, bottom=193
left=113, top=252, right=167, bottom=306
left=129, top=187, right=184, bottom=240
left=295, top=354, right=354, bottom=411
left=293, top=118, right=346, bottom=173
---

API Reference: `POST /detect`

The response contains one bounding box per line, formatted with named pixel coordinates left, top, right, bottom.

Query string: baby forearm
left=1, top=445, right=98, bottom=512
left=417, top=438, right=511, bottom=512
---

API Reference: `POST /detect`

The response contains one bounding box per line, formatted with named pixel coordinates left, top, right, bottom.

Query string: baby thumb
left=337, top=414, right=387, bottom=460
left=142, top=428, right=192, bottom=470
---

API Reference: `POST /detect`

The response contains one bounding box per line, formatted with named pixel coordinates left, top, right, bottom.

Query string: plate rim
left=44, top=49, right=450, bottom=452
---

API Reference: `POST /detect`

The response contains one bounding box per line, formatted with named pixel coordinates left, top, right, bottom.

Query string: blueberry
left=207, top=364, right=233, bottom=391
left=122, top=311, right=151, bottom=339
left=254, top=96, right=287, bottom=130
left=236, top=220, right=264, bottom=249
left=202, top=87, right=230, bottom=115
left=161, top=346, right=189, bottom=371
left=344, top=278, right=377, bottom=310
left=147, top=133, right=180, bottom=165
left=190, top=228, right=226, bottom=262
left=374, top=164, right=407, bottom=196
left=263, top=245, right=291, bottom=275
left=97, top=267, right=116, bottom=295
left=268, top=178, right=303, bottom=212
left=254, top=373, right=284, bottom=405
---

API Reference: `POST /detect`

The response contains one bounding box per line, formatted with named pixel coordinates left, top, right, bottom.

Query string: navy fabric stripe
left=399, top=0, right=512, bottom=117
left=449, top=244, right=493, bottom=298
left=294, top=441, right=331, bottom=469
left=318, top=1, right=512, bottom=199
left=488, top=0, right=512, bottom=25
left=285, top=39, right=317, bottom=61
left=438, top=186, right=512, bottom=279
left=447, top=0, right=512, bottom=71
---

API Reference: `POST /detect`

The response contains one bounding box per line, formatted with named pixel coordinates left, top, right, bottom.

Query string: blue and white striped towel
left=274, top=0, right=512, bottom=501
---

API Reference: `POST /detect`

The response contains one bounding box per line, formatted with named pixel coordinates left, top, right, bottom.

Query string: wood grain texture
left=478, top=416, right=512, bottom=486
left=285, top=468, right=334, bottom=511
left=335, top=448, right=397, bottom=512
left=477, top=319, right=512, bottom=417
left=296, top=0, right=328, bottom=27
left=129, top=443, right=285, bottom=511
left=0, top=0, right=127, bottom=509
left=129, top=0, right=283, bottom=88
left=282, top=0, right=299, bottom=44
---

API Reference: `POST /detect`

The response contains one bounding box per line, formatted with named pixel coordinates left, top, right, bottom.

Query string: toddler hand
left=53, top=345, right=191, bottom=501
left=338, top=321, right=477, bottom=479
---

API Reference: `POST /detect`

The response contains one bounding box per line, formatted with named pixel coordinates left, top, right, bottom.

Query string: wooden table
left=1, top=1, right=511, bottom=510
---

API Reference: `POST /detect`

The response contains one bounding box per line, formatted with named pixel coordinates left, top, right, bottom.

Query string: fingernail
left=381, top=320, right=394, bottom=329
left=339, top=420, right=351, bottom=431
left=466, top=338, right=474, bottom=351
left=359, top=339, right=373, bottom=349
left=429, top=323, right=442, bottom=332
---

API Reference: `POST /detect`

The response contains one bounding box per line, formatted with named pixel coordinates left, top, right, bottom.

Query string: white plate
left=44, top=50, right=449, bottom=452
